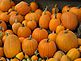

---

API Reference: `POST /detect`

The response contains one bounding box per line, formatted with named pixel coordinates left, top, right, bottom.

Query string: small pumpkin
left=15, top=1, right=30, bottom=15
left=31, top=55, right=38, bottom=61
left=67, top=48, right=80, bottom=61
left=9, top=11, right=17, bottom=16
left=22, top=35, right=38, bottom=56
left=22, top=20, right=28, bottom=26
left=56, top=29, right=78, bottom=52
left=10, top=58, right=19, bottom=61
left=17, top=24, right=31, bottom=38
left=47, top=58, right=58, bottom=61
left=53, top=51, right=65, bottom=61
left=74, top=58, right=81, bottom=61
left=0, top=47, right=4, bottom=57
left=32, top=28, right=48, bottom=43
left=61, top=12, right=78, bottom=30
left=4, top=34, right=21, bottom=58
left=27, top=20, right=37, bottom=30
left=0, top=57, right=6, bottom=61
left=30, top=2, right=38, bottom=11
left=38, top=39, right=57, bottom=58
left=5, top=30, right=13, bottom=35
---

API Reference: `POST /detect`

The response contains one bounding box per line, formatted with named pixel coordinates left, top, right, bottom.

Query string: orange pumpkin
left=74, top=58, right=81, bottom=61
left=22, top=35, right=38, bottom=56
left=10, top=58, right=19, bottom=61
left=5, top=30, right=13, bottom=35
left=78, top=38, right=81, bottom=46
left=4, top=34, right=21, bottom=58
left=30, top=2, right=38, bottom=11
left=19, top=37, right=25, bottom=43
left=31, top=55, right=38, bottom=61
left=17, top=25, right=31, bottom=38
left=27, top=20, right=37, bottom=30
left=61, top=12, right=78, bottom=30
left=9, top=11, right=17, bottom=16
left=0, top=20, right=7, bottom=31
left=38, top=39, right=57, bottom=58
left=0, top=10, right=3, bottom=15
left=32, top=28, right=48, bottom=43
left=56, top=29, right=78, bottom=52
left=22, top=20, right=28, bottom=26
left=15, top=1, right=30, bottom=15
left=0, top=0, right=11, bottom=11
left=0, top=57, right=6, bottom=61
left=9, top=13, right=24, bottom=25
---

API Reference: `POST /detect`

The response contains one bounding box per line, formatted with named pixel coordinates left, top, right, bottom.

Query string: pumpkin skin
left=10, top=58, right=19, bottom=61
left=4, top=34, right=21, bottom=58
left=0, top=20, right=7, bottom=31
left=0, top=0, right=11, bottom=11
left=56, top=29, right=78, bottom=52
left=19, top=37, right=25, bottom=43
left=74, top=58, right=81, bottom=61
left=49, top=18, right=60, bottom=32
left=5, top=30, right=13, bottom=35
left=38, top=39, right=57, bottom=58
left=78, top=38, right=81, bottom=46
left=60, top=55, right=71, bottom=61
left=9, top=11, right=17, bottom=16
left=0, top=57, right=6, bottom=61
left=32, top=28, right=48, bottom=43
left=9, top=13, right=24, bottom=25
left=67, top=48, right=80, bottom=61
left=0, top=47, right=4, bottom=57
left=15, top=1, right=30, bottom=15
left=22, top=36, right=38, bottom=56
left=31, top=55, right=38, bottom=61
left=0, top=12, right=10, bottom=22
left=17, top=26, right=31, bottom=38
left=69, top=7, right=81, bottom=22
left=30, top=2, right=38, bottom=11
left=47, top=58, right=58, bottom=61
left=53, top=51, right=65, bottom=61
left=27, top=20, right=37, bottom=30
left=61, top=12, right=78, bottom=30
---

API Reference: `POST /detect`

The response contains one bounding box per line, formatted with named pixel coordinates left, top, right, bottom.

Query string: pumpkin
left=0, top=57, right=6, bottom=61
left=49, top=18, right=60, bottom=32
left=39, top=11, right=50, bottom=29
left=0, top=12, right=10, bottom=22
left=53, top=51, right=65, bottom=61
left=10, top=58, right=19, bottom=61
left=30, top=2, right=38, bottom=11
left=25, top=53, right=29, bottom=59
left=19, top=37, right=25, bottom=43
left=9, top=13, right=24, bottom=25
left=61, top=12, right=78, bottom=30
left=9, top=11, right=17, bottom=16
left=67, top=48, right=80, bottom=61
left=22, top=20, right=28, bottom=26
left=5, top=30, right=13, bottom=35
left=15, top=1, right=30, bottom=15
left=0, top=39, right=2, bottom=47
left=4, top=34, right=21, bottom=58
left=60, top=55, right=71, bottom=61
left=16, top=52, right=24, bottom=60
left=0, top=0, right=11, bottom=11
left=38, top=39, right=57, bottom=58
left=47, top=58, right=58, bottom=61
left=32, top=28, right=48, bottom=43
left=0, top=10, right=3, bottom=15
left=48, top=31, right=57, bottom=42
left=12, top=20, right=22, bottom=34
left=25, top=12, right=39, bottom=23
left=56, top=25, right=65, bottom=34
left=56, top=29, right=78, bottom=52
left=27, top=20, right=37, bottom=30
left=69, top=7, right=81, bottom=22
left=0, top=47, right=4, bottom=57
left=31, top=55, right=38, bottom=61
left=35, top=9, right=42, bottom=16
left=17, top=25, right=31, bottom=38
left=0, top=20, right=7, bottom=31
left=78, top=38, right=81, bottom=46
left=74, top=58, right=81, bottom=61
left=22, top=35, right=38, bottom=56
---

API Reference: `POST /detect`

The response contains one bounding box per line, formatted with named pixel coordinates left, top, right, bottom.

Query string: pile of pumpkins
left=0, top=0, right=81, bottom=61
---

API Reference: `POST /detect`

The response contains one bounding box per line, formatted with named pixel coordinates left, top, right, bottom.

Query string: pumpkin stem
left=14, top=19, right=18, bottom=23
left=54, top=4, right=59, bottom=14
left=28, top=35, right=32, bottom=40
left=64, top=29, right=69, bottom=33
left=47, top=39, right=50, bottom=42
left=52, top=31, right=55, bottom=34
left=43, top=6, right=48, bottom=15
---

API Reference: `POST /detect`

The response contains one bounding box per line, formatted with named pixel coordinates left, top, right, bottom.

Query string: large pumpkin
left=15, top=1, right=30, bottom=15
left=38, top=39, right=57, bottom=58
left=32, top=28, right=48, bottom=43
left=56, top=29, right=78, bottom=52
left=4, top=34, right=21, bottom=58
left=22, top=35, right=38, bottom=56
left=61, top=12, right=78, bottom=30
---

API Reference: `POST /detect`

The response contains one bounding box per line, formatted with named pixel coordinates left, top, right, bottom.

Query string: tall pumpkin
left=4, top=34, right=21, bottom=58
left=38, top=39, right=57, bottom=58
left=56, top=29, right=78, bottom=52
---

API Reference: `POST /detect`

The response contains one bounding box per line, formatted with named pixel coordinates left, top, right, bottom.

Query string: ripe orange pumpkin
left=32, top=28, right=48, bottom=43
left=10, top=58, right=19, bottom=61
left=22, top=20, right=28, bottom=26
left=17, top=25, right=31, bottom=38
left=19, top=37, right=25, bottom=43
left=0, top=0, right=11, bottom=11
left=0, top=20, right=7, bottom=31
left=31, top=55, right=38, bottom=61
left=15, top=1, right=30, bottom=15
left=38, top=39, right=57, bottom=58
left=0, top=47, right=4, bottom=57
left=56, top=29, right=78, bottom=52
left=61, top=12, right=78, bottom=30
left=4, top=34, right=21, bottom=58
left=78, top=38, right=81, bottom=46
left=47, top=58, right=58, bottom=61
left=30, top=2, right=38, bottom=11
left=9, top=11, right=17, bottom=16
left=74, top=58, right=81, bottom=61
left=22, top=35, right=38, bottom=56
left=5, top=30, right=13, bottom=35
left=0, top=12, right=10, bottom=22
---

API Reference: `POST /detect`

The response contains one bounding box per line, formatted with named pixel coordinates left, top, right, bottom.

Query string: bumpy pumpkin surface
left=4, top=34, right=21, bottom=58
left=56, top=29, right=78, bottom=52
